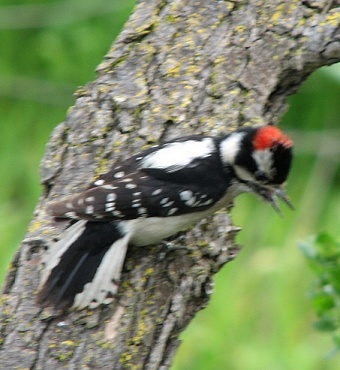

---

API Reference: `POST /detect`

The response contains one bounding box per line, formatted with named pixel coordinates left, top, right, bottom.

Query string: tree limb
left=1, top=0, right=340, bottom=369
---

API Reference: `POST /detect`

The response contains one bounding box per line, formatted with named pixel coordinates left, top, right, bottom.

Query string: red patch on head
left=254, top=126, right=293, bottom=150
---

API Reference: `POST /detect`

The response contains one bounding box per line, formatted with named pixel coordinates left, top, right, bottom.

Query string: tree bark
left=1, top=0, right=339, bottom=369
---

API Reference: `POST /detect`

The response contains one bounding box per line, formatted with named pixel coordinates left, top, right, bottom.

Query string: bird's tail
left=37, top=220, right=129, bottom=310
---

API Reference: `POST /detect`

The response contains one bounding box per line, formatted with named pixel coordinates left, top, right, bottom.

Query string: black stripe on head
left=233, top=127, right=258, bottom=175
left=271, top=143, right=293, bottom=184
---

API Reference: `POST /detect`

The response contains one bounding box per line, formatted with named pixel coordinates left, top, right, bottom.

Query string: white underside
left=128, top=210, right=215, bottom=246
left=128, top=184, right=243, bottom=246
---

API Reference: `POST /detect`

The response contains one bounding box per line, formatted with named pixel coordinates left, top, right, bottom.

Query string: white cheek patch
left=252, top=149, right=274, bottom=178
left=140, top=138, right=215, bottom=172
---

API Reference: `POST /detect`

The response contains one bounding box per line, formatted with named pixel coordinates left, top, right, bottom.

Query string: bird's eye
left=255, top=170, right=268, bottom=183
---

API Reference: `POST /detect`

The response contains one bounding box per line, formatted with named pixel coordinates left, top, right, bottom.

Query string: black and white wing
left=49, top=136, right=231, bottom=221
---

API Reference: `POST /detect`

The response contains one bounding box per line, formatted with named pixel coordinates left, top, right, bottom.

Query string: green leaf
left=301, top=232, right=340, bottom=351
left=313, top=318, right=337, bottom=332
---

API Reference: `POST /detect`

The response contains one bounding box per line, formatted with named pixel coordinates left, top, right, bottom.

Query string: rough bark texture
left=1, top=0, right=340, bottom=369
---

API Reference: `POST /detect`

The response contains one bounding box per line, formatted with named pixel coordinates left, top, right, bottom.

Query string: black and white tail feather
left=38, top=221, right=129, bottom=310
left=38, top=125, right=293, bottom=310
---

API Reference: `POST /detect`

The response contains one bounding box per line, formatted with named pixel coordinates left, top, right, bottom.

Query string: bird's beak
left=263, top=186, right=294, bottom=216
left=248, top=183, right=294, bottom=216
left=276, top=187, right=294, bottom=210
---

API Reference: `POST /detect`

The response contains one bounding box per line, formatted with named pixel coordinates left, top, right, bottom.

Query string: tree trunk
left=1, top=0, right=339, bottom=369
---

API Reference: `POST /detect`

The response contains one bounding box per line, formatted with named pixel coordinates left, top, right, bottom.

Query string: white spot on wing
left=180, top=190, right=193, bottom=201
left=85, top=205, right=94, bottom=214
left=185, top=196, right=196, bottom=206
left=152, top=189, right=162, bottom=196
left=126, top=183, right=137, bottom=189
left=140, top=138, right=215, bottom=172
left=107, top=193, right=117, bottom=202
left=85, top=197, right=95, bottom=202
left=94, top=179, right=105, bottom=186
left=163, top=200, right=175, bottom=207
left=167, top=207, right=178, bottom=215
left=65, top=211, right=76, bottom=218
left=106, top=202, right=115, bottom=212
left=102, top=184, right=117, bottom=190
left=200, top=198, right=213, bottom=206
left=77, top=198, right=85, bottom=206
left=180, top=190, right=197, bottom=206
left=114, top=171, right=125, bottom=178
left=160, top=197, right=170, bottom=205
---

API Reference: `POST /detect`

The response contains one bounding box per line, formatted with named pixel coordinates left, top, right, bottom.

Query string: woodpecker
left=37, top=125, right=293, bottom=310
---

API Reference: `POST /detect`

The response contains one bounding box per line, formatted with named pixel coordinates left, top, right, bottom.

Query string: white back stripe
left=219, top=132, right=245, bottom=165
left=140, top=138, right=215, bottom=172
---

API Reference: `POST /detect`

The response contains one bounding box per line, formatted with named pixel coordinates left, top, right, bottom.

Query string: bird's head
left=221, top=125, right=294, bottom=214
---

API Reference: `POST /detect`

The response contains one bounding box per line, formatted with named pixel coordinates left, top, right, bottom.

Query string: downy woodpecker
left=38, top=125, right=293, bottom=310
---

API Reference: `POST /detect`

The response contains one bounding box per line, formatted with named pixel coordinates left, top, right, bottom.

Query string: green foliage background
left=1, top=1, right=339, bottom=369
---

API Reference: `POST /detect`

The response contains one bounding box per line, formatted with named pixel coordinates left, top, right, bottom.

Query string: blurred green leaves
left=300, top=233, right=340, bottom=349
left=0, top=0, right=132, bottom=29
